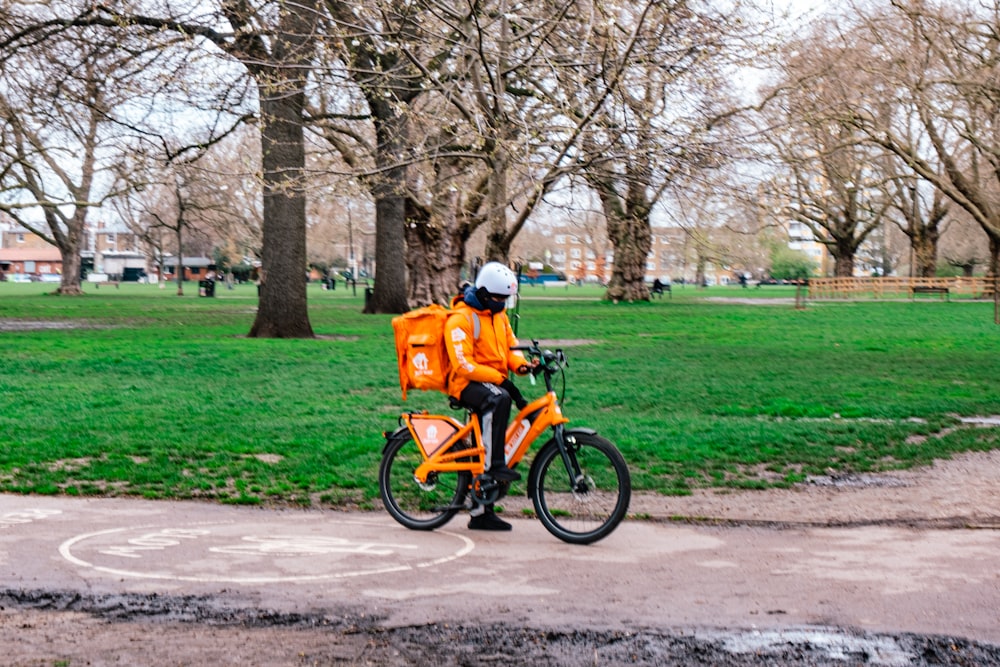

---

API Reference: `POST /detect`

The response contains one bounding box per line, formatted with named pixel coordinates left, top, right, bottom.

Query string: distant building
left=0, top=221, right=157, bottom=281
left=1, top=225, right=55, bottom=251
left=544, top=227, right=613, bottom=284
left=0, top=245, right=63, bottom=276
left=786, top=220, right=829, bottom=275
left=161, top=255, right=215, bottom=282
left=538, top=224, right=735, bottom=285
left=84, top=221, right=148, bottom=280
left=0, top=226, right=64, bottom=277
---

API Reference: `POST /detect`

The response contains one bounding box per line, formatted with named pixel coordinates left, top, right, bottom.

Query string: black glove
left=501, top=378, right=528, bottom=410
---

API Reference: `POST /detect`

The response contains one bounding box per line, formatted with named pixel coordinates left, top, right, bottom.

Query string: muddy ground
left=4, top=446, right=1000, bottom=666
left=3, top=589, right=999, bottom=666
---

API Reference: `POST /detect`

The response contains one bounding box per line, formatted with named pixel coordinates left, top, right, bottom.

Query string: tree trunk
left=403, top=140, right=474, bottom=307
left=832, top=238, right=856, bottom=277
left=244, top=1, right=316, bottom=338
left=364, top=106, right=412, bottom=314
left=52, top=216, right=85, bottom=296
left=404, top=160, right=469, bottom=307
left=366, top=186, right=410, bottom=314
left=604, top=212, right=652, bottom=302
left=911, top=226, right=939, bottom=278
left=694, top=256, right=707, bottom=288
left=248, top=83, right=313, bottom=337
left=483, top=147, right=511, bottom=262
left=405, top=217, right=466, bottom=307
left=54, top=251, right=84, bottom=295
left=44, top=184, right=89, bottom=296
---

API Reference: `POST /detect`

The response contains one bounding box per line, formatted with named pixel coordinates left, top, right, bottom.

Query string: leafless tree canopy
left=2, top=0, right=998, bottom=324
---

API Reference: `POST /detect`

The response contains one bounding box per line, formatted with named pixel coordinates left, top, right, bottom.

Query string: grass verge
left=1, top=281, right=998, bottom=507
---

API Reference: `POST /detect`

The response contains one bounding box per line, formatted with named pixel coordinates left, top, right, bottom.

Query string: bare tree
left=0, top=26, right=137, bottom=294
left=312, top=0, right=635, bottom=307
left=453, top=0, right=666, bottom=271
left=576, top=1, right=753, bottom=301
left=311, top=0, right=767, bottom=308
left=113, top=146, right=257, bottom=294
left=761, top=18, right=893, bottom=277
left=312, top=0, right=446, bottom=312
left=888, top=176, right=949, bottom=277
left=794, top=2, right=955, bottom=279
left=1, top=1, right=318, bottom=335
left=838, top=0, right=1000, bottom=315
left=940, top=209, right=989, bottom=277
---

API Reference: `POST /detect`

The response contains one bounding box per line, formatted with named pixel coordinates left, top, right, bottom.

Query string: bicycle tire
left=379, top=431, right=471, bottom=531
left=529, top=432, right=631, bottom=544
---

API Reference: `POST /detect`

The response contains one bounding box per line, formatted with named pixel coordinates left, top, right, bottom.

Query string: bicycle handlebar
left=512, top=340, right=568, bottom=401
left=511, top=341, right=566, bottom=374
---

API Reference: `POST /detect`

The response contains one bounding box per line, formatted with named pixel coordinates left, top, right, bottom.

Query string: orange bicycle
left=379, top=341, right=631, bottom=544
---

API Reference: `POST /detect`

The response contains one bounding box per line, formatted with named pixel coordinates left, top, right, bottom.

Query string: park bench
left=651, top=282, right=671, bottom=299
left=86, top=273, right=120, bottom=289
left=910, top=285, right=949, bottom=301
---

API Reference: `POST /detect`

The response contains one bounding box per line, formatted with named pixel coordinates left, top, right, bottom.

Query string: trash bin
left=199, top=279, right=215, bottom=297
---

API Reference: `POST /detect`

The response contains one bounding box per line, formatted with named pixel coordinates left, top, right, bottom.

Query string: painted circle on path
left=59, top=518, right=474, bottom=584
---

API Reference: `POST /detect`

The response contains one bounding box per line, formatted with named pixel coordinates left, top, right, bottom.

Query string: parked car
left=38, top=273, right=62, bottom=282
left=8, top=273, right=32, bottom=283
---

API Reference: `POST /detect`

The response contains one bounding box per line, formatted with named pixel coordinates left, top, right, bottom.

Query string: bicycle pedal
left=475, top=473, right=499, bottom=489
left=473, top=474, right=502, bottom=504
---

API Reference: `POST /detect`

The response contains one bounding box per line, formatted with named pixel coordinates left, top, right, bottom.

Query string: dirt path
left=3, top=449, right=1000, bottom=666
left=635, top=444, right=1000, bottom=528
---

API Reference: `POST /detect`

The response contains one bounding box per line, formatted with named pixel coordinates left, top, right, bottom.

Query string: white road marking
left=0, top=508, right=62, bottom=525
left=58, top=520, right=474, bottom=584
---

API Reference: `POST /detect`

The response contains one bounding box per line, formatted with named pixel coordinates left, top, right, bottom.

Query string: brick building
left=0, top=226, right=64, bottom=278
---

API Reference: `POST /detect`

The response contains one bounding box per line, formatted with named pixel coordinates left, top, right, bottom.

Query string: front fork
left=553, top=425, right=587, bottom=492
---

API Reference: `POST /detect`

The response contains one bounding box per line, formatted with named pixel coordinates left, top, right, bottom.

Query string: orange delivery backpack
left=391, top=304, right=480, bottom=400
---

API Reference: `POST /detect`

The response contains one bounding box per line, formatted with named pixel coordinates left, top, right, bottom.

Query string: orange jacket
left=444, top=295, right=528, bottom=399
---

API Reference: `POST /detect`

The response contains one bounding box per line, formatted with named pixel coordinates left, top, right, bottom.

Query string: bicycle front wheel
left=379, top=431, right=471, bottom=531
left=529, top=432, right=631, bottom=544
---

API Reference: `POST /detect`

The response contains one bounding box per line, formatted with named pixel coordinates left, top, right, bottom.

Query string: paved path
left=2, top=493, right=999, bottom=650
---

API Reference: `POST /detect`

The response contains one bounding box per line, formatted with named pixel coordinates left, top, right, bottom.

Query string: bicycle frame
left=404, top=389, right=569, bottom=485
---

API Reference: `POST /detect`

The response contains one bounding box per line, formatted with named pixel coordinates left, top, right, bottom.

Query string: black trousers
left=458, top=381, right=513, bottom=471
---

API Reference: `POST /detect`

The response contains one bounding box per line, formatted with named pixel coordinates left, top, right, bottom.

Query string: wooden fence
left=808, top=276, right=997, bottom=300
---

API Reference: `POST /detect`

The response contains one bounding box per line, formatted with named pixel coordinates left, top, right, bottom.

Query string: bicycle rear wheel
left=379, top=431, right=471, bottom=530
left=529, top=432, right=631, bottom=544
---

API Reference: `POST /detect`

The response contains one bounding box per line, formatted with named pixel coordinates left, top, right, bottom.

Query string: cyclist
left=445, top=261, right=536, bottom=531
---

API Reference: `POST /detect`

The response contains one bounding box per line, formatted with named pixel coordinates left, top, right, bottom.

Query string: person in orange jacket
left=445, top=262, right=536, bottom=531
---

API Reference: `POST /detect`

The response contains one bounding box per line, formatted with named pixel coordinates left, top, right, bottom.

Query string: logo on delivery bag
left=412, top=352, right=432, bottom=377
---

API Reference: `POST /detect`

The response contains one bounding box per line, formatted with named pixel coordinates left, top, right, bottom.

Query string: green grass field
left=1, top=280, right=998, bottom=508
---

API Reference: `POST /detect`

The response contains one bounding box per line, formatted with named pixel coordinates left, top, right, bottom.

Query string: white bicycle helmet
left=475, top=262, right=519, bottom=297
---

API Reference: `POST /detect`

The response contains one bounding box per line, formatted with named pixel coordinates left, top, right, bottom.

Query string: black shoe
left=468, top=512, right=512, bottom=531
left=489, top=465, right=521, bottom=482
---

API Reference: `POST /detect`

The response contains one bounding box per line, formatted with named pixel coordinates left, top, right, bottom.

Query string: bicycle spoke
left=379, top=433, right=469, bottom=530
left=531, top=433, right=630, bottom=544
